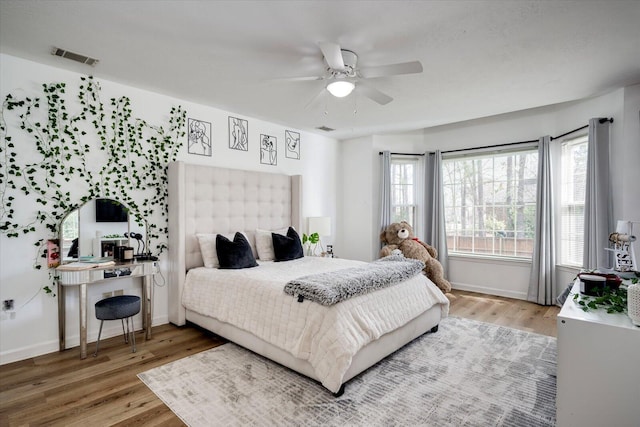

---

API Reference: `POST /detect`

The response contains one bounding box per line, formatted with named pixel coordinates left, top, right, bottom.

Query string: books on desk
left=57, top=258, right=116, bottom=271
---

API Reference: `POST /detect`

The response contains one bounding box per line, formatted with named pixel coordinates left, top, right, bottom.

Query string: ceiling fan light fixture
left=326, top=80, right=355, bottom=98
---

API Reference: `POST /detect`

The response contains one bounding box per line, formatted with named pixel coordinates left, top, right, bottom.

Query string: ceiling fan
left=289, top=42, right=423, bottom=106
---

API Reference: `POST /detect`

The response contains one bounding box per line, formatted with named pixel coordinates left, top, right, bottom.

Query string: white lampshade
left=308, top=216, right=331, bottom=237
left=326, top=80, right=355, bottom=98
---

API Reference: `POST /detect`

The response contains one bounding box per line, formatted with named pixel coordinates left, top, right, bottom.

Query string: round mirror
left=58, top=198, right=147, bottom=263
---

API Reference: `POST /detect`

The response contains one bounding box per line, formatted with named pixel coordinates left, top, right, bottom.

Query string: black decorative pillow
left=272, top=227, right=304, bottom=262
left=216, top=232, right=258, bottom=269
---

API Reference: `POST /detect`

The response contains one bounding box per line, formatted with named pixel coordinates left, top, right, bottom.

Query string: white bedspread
left=182, top=257, right=449, bottom=392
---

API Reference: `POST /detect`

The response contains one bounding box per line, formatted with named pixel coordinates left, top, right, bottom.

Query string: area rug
left=138, top=317, right=557, bottom=426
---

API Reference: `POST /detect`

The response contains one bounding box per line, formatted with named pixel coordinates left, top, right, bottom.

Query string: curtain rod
left=441, top=139, right=538, bottom=155
left=377, top=152, right=426, bottom=156
left=440, top=117, right=613, bottom=155
left=377, top=117, right=614, bottom=157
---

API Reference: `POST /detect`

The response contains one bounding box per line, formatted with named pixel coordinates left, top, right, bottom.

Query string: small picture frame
left=47, top=239, right=60, bottom=268
left=285, top=130, right=300, bottom=160
left=187, top=118, right=212, bottom=156
left=228, top=116, right=249, bottom=151
left=260, top=134, right=277, bottom=166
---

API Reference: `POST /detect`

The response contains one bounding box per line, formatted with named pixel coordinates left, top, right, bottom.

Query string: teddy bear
left=380, top=221, right=452, bottom=294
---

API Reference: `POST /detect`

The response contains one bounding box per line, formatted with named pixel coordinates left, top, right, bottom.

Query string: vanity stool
left=93, top=295, right=141, bottom=356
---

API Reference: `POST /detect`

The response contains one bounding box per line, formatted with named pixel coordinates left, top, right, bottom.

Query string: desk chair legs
left=93, top=317, right=137, bottom=357
left=125, top=317, right=136, bottom=352
left=94, top=321, right=104, bottom=357
left=93, top=295, right=141, bottom=357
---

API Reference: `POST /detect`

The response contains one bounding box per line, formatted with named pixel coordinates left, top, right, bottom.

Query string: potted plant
left=302, top=232, right=319, bottom=256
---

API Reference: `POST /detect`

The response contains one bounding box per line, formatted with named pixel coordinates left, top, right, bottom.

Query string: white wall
left=0, top=54, right=339, bottom=364
left=339, top=136, right=375, bottom=261
left=340, top=87, right=640, bottom=300
left=619, top=84, right=640, bottom=223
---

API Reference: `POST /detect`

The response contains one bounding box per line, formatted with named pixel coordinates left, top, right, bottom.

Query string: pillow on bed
left=216, top=232, right=259, bottom=269
left=255, top=227, right=288, bottom=261
left=196, top=232, right=242, bottom=268
left=272, top=227, right=304, bottom=262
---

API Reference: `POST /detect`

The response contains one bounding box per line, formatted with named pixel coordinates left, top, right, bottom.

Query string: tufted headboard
left=167, top=161, right=302, bottom=325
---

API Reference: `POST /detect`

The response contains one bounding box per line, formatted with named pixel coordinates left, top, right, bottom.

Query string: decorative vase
left=628, top=282, right=640, bottom=326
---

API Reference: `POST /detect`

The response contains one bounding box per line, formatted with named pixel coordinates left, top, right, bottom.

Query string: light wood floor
left=0, top=290, right=560, bottom=426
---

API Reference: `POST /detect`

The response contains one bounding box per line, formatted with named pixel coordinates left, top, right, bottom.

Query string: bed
left=168, top=161, right=449, bottom=395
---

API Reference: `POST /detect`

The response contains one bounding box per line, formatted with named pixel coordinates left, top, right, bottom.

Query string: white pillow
left=197, top=232, right=246, bottom=268
left=255, top=227, right=288, bottom=261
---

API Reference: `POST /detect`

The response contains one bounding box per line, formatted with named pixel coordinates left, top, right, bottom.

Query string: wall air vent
left=316, top=126, right=335, bottom=132
left=51, top=47, right=99, bottom=66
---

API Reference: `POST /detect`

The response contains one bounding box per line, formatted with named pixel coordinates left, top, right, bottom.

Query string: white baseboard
left=0, top=315, right=169, bottom=366
left=0, top=339, right=60, bottom=366
left=451, top=282, right=528, bottom=301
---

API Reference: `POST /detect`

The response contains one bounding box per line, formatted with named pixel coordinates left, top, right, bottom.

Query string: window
left=442, top=148, right=538, bottom=258
left=559, top=135, right=588, bottom=266
left=390, top=157, right=421, bottom=234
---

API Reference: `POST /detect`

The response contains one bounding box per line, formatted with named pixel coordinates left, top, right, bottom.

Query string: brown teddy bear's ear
left=380, top=231, right=387, bottom=242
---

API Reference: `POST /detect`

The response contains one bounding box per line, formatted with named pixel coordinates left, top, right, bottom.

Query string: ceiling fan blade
left=357, top=84, right=393, bottom=105
left=318, top=42, right=345, bottom=71
left=270, top=75, right=324, bottom=82
left=359, top=61, right=423, bottom=78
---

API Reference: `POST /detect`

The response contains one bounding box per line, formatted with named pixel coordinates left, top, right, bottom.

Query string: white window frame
left=558, top=134, right=588, bottom=267
left=389, top=156, right=423, bottom=238
left=442, top=146, right=539, bottom=260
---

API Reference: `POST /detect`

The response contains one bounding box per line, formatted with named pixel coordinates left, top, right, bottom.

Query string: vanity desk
left=56, top=197, right=156, bottom=359
left=56, top=259, right=158, bottom=359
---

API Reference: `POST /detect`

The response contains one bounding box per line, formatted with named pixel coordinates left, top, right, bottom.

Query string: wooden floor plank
left=0, top=290, right=560, bottom=426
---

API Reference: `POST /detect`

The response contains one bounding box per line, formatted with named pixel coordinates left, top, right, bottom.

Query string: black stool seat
left=93, top=295, right=141, bottom=356
left=95, top=295, right=140, bottom=320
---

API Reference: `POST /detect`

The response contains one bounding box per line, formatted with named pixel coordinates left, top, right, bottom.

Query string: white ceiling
left=1, top=0, right=639, bottom=140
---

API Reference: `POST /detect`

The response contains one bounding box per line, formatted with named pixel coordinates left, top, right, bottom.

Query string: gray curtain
left=424, top=150, right=449, bottom=277
left=528, top=136, right=557, bottom=305
left=583, top=118, right=613, bottom=270
left=380, top=151, right=392, bottom=248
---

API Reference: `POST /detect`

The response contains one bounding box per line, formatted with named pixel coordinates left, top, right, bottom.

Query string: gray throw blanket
left=284, top=255, right=425, bottom=306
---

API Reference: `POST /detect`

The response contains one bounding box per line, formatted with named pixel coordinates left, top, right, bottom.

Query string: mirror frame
left=58, top=198, right=149, bottom=263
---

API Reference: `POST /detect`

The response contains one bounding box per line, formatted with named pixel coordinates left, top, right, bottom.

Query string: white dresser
left=556, top=281, right=640, bottom=427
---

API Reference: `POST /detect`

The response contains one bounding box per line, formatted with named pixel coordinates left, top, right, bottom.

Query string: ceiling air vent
left=51, top=47, right=99, bottom=66
left=316, top=126, right=335, bottom=132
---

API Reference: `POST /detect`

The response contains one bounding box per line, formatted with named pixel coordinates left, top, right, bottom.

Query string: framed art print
left=229, top=116, right=248, bottom=151
left=285, top=130, right=300, bottom=159
left=260, top=134, right=277, bottom=166
left=188, top=118, right=212, bottom=156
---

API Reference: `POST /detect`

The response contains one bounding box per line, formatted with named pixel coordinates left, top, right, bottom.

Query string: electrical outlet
left=2, top=299, right=14, bottom=311
left=102, top=292, right=112, bottom=299
left=113, top=289, right=124, bottom=296
left=1, top=300, right=16, bottom=321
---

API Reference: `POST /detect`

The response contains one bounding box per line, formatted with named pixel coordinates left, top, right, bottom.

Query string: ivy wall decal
left=0, top=76, right=186, bottom=294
